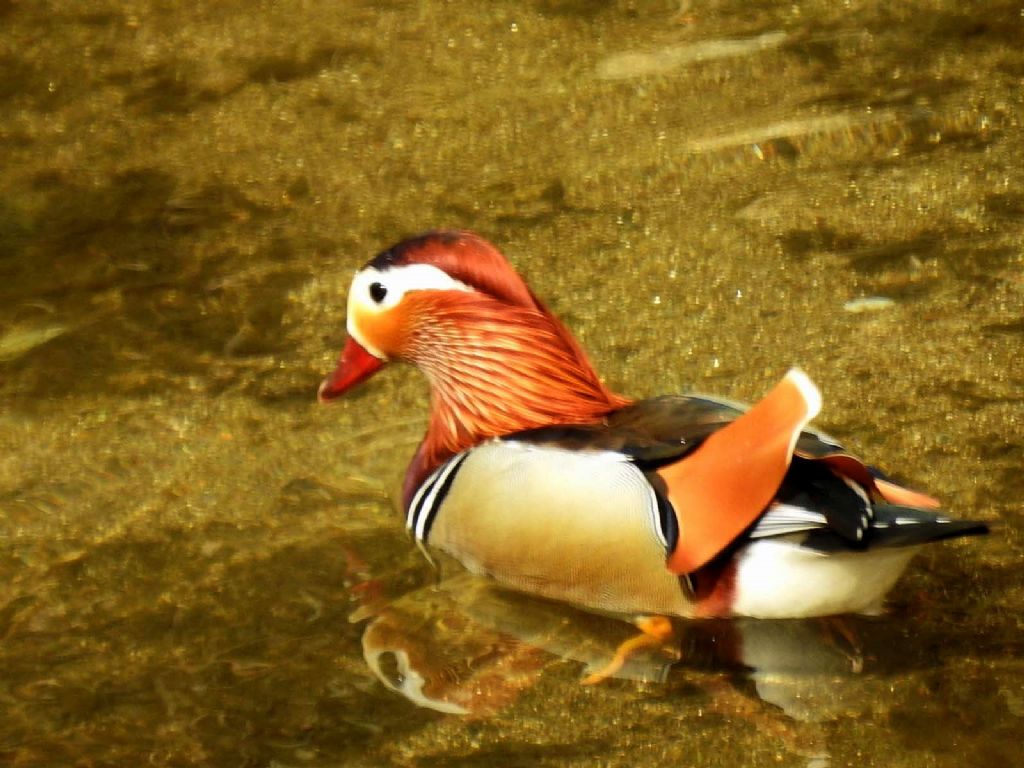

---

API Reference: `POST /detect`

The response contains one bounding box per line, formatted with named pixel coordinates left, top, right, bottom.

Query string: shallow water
left=1, top=1, right=1022, bottom=765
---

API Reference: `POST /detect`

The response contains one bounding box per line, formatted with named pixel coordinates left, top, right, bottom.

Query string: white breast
left=418, top=440, right=693, bottom=618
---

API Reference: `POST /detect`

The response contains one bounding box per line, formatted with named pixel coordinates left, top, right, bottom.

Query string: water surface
left=1, top=1, right=1022, bottom=766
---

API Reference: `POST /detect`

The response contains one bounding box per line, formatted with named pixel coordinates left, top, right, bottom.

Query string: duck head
left=318, top=230, right=629, bottom=504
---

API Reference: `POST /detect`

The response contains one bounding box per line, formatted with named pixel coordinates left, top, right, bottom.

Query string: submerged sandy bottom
left=1, top=1, right=1022, bottom=765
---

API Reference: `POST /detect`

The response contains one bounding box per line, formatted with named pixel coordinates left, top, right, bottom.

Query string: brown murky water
left=1, top=1, right=1022, bottom=765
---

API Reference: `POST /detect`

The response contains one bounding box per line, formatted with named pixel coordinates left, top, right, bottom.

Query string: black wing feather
left=777, top=458, right=872, bottom=546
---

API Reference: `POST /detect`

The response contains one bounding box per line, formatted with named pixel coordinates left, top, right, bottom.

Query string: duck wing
left=508, top=370, right=985, bottom=574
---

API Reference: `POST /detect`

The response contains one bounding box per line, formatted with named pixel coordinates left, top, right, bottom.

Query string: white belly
left=423, top=440, right=692, bottom=617
left=731, top=539, right=919, bottom=618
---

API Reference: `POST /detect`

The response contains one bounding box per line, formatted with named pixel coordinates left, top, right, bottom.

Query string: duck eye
left=369, top=282, right=388, bottom=303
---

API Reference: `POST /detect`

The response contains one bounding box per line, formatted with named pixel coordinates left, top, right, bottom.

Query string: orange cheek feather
left=352, top=302, right=412, bottom=359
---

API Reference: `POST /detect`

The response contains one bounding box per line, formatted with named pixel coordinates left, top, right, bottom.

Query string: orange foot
left=582, top=616, right=676, bottom=685
left=672, top=0, right=697, bottom=25
left=820, top=616, right=864, bottom=674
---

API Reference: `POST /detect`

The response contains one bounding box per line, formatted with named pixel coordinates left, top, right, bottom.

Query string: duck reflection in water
left=352, top=564, right=892, bottom=762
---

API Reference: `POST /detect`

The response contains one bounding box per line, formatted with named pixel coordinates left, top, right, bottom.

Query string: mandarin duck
left=318, top=231, right=988, bottom=620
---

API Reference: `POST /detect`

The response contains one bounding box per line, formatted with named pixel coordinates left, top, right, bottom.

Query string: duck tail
left=863, top=504, right=988, bottom=550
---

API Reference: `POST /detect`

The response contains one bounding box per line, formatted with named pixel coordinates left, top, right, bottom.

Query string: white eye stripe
left=349, top=264, right=473, bottom=313
left=345, top=263, right=475, bottom=359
